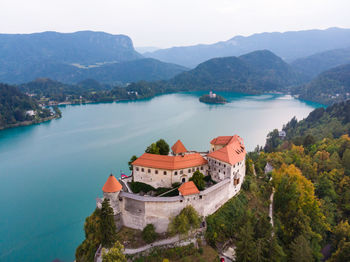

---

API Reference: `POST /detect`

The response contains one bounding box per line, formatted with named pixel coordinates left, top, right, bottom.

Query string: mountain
left=144, top=27, right=350, bottom=68
left=291, top=47, right=350, bottom=79
left=0, top=31, right=141, bottom=65
left=0, top=58, right=188, bottom=84
left=135, top=46, right=160, bottom=53
left=169, top=50, right=302, bottom=93
left=296, top=63, right=350, bottom=105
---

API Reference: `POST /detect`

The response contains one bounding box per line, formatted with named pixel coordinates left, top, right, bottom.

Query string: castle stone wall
left=116, top=176, right=242, bottom=233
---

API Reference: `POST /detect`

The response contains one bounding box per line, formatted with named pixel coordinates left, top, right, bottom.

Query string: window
left=188, top=169, right=191, bottom=173
left=136, top=167, right=139, bottom=171
left=148, top=169, right=151, bottom=173
left=200, top=166, right=203, bottom=170
left=174, top=171, right=178, bottom=175
left=141, top=168, right=144, bottom=172
left=224, top=164, right=226, bottom=168
left=155, top=170, right=158, bottom=174
left=199, top=195, right=202, bottom=199
left=163, top=171, right=167, bottom=175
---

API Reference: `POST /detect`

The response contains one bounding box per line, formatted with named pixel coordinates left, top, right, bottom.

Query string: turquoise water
left=0, top=92, right=321, bottom=262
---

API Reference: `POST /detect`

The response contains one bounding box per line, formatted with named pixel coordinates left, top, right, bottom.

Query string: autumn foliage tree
left=272, top=164, right=329, bottom=260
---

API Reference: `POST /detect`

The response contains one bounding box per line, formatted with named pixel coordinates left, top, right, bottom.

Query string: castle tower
left=171, top=139, right=187, bottom=155
left=102, top=174, right=122, bottom=214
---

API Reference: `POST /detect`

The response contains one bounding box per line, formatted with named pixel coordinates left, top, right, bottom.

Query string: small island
left=199, top=91, right=227, bottom=104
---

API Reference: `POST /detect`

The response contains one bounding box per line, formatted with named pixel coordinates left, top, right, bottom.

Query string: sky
left=1, top=0, right=349, bottom=48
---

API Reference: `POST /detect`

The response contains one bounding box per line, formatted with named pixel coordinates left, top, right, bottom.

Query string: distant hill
left=144, top=27, right=350, bottom=68
left=1, top=58, right=188, bottom=84
left=18, top=78, right=111, bottom=100
left=296, top=63, right=350, bottom=105
left=284, top=100, right=350, bottom=141
left=169, top=50, right=302, bottom=93
left=291, top=47, right=350, bottom=80
left=0, top=83, right=52, bottom=128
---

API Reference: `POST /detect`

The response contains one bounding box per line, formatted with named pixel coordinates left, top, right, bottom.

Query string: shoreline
left=0, top=91, right=325, bottom=131
left=0, top=115, right=60, bottom=131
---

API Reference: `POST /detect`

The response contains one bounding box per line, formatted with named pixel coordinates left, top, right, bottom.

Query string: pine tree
left=289, top=235, right=312, bottom=262
left=100, top=198, right=117, bottom=247
left=236, top=221, right=256, bottom=262
left=268, top=235, right=285, bottom=262
left=342, top=149, right=350, bottom=173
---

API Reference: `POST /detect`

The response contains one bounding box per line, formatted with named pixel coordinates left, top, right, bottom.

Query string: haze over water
left=0, top=92, right=321, bottom=262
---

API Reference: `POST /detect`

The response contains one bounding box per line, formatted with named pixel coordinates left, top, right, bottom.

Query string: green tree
left=142, top=224, right=158, bottom=243
left=53, top=105, right=62, bottom=117
left=100, top=198, right=117, bottom=247
left=145, top=142, right=160, bottom=154
left=169, top=206, right=200, bottom=235
left=75, top=209, right=102, bottom=262
left=189, top=170, right=205, bottom=190
left=265, top=129, right=282, bottom=152
left=342, top=149, right=350, bottom=173
left=328, top=241, right=350, bottom=262
left=156, top=139, right=170, bottom=155
left=289, top=235, right=313, bottom=262
left=268, top=235, right=286, bottom=262
left=102, top=241, right=126, bottom=262
left=235, top=221, right=256, bottom=262
left=128, top=155, right=137, bottom=171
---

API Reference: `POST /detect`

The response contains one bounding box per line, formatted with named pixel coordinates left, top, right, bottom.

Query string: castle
left=97, top=135, right=246, bottom=233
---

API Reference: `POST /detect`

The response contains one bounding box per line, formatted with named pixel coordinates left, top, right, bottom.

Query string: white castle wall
left=111, top=164, right=245, bottom=233
left=133, top=164, right=208, bottom=188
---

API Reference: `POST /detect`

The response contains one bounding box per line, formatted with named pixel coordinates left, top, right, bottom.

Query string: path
left=269, top=188, right=275, bottom=228
left=124, top=235, right=197, bottom=255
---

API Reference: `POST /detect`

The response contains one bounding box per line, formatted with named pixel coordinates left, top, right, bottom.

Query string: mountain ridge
left=144, top=27, right=350, bottom=68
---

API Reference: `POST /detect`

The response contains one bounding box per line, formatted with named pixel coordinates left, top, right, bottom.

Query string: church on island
left=97, top=135, right=246, bottom=233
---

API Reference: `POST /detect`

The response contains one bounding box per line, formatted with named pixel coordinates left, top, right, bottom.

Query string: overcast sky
left=1, top=0, right=349, bottom=48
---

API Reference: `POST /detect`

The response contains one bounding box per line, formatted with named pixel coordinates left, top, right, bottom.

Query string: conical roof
left=171, top=139, right=187, bottom=154
left=102, top=174, right=122, bottom=193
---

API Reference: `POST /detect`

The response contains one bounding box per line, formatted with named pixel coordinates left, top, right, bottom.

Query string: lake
left=0, top=91, right=321, bottom=262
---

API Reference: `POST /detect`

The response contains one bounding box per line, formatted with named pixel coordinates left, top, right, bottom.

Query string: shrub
left=129, top=181, right=155, bottom=193
left=142, top=224, right=158, bottom=243
left=169, top=206, right=201, bottom=235
left=189, top=170, right=205, bottom=190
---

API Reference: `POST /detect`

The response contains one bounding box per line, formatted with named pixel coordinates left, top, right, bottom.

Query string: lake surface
left=0, top=92, right=321, bottom=262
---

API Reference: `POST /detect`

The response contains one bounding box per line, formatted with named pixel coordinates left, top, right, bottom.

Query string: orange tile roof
left=102, top=174, right=123, bottom=193
left=178, top=181, right=200, bottom=196
left=171, top=139, right=187, bottom=154
left=208, top=135, right=246, bottom=165
left=132, top=153, right=207, bottom=170
left=210, top=136, right=234, bottom=145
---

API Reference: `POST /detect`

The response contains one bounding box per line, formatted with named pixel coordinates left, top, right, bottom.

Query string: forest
left=213, top=102, right=350, bottom=262
left=0, top=83, right=53, bottom=129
